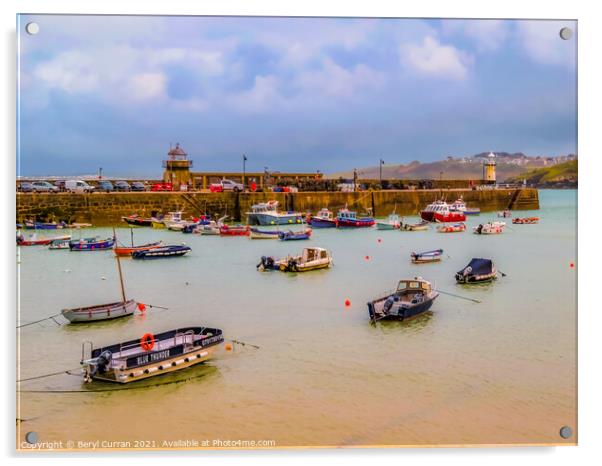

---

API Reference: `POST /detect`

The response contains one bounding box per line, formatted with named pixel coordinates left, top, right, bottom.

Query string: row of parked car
left=18, top=180, right=155, bottom=193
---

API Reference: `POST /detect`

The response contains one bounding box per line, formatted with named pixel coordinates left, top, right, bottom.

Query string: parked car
left=18, top=182, right=34, bottom=192
left=131, top=181, right=148, bottom=191
left=114, top=181, right=131, bottom=192
left=150, top=182, right=173, bottom=192
left=31, top=181, right=59, bottom=193
left=65, top=180, right=95, bottom=193
left=209, top=179, right=244, bottom=193
left=97, top=180, right=114, bottom=192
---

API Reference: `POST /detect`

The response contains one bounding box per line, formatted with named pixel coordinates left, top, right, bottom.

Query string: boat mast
left=113, top=228, right=127, bottom=303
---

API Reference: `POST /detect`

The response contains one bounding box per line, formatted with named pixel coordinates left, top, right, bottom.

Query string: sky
left=17, top=15, right=577, bottom=177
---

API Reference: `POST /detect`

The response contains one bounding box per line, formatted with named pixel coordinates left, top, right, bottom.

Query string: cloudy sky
left=17, top=15, right=576, bottom=177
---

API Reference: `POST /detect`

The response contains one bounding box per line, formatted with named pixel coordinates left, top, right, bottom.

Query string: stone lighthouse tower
left=162, top=143, right=193, bottom=188
left=483, top=152, right=497, bottom=184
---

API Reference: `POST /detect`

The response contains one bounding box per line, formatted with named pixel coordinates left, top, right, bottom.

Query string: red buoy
left=377, top=238, right=382, bottom=243
left=344, top=299, right=351, bottom=307
left=137, top=302, right=146, bottom=312
left=570, top=262, right=574, bottom=268
left=365, top=255, right=370, bottom=260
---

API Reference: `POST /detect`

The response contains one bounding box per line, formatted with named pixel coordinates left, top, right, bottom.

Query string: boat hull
left=114, top=242, right=163, bottom=256
left=376, top=223, right=399, bottom=230
left=309, top=218, right=337, bottom=228
left=62, top=299, right=138, bottom=323
left=421, top=211, right=466, bottom=222
left=337, top=218, right=375, bottom=228
left=132, top=245, right=191, bottom=259
left=69, top=239, right=115, bottom=250
left=368, top=296, right=436, bottom=322
left=247, top=213, right=304, bottom=226
left=122, top=216, right=153, bottom=227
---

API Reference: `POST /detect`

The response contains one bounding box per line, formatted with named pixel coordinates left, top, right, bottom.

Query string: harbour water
left=17, top=190, right=576, bottom=448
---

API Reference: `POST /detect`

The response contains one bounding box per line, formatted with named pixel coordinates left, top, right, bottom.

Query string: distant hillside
left=505, top=160, right=578, bottom=187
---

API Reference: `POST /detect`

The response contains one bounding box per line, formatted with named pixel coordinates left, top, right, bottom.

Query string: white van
left=65, top=180, right=95, bottom=193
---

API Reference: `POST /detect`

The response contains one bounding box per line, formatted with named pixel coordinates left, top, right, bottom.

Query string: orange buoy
left=344, top=299, right=351, bottom=307
left=140, top=333, right=155, bottom=351
left=137, top=302, right=147, bottom=312
left=225, top=343, right=233, bottom=351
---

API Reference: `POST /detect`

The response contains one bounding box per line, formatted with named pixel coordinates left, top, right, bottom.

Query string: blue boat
left=69, top=237, right=115, bottom=251
left=25, top=220, right=65, bottom=230
left=278, top=229, right=312, bottom=241
left=367, top=278, right=439, bottom=323
left=336, top=208, right=375, bottom=228
left=309, top=208, right=338, bottom=228
left=246, top=200, right=304, bottom=226
left=411, top=249, right=443, bottom=264
left=132, top=245, right=191, bottom=259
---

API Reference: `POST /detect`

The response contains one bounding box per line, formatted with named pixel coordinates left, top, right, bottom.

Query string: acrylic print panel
left=16, top=15, right=577, bottom=450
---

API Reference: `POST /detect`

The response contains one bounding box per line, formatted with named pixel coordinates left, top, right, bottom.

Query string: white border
left=3, top=0, right=600, bottom=464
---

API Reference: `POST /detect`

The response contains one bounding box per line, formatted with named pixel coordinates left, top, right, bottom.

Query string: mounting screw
left=25, top=22, right=39, bottom=35
left=559, top=27, right=573, bottom=40
left=559, top=426, right=573, bottom=439
left=25, top=431, right=38, bottom=444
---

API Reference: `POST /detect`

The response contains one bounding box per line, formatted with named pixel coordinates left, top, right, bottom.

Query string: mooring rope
left=17, top=368, right=82, bottom=383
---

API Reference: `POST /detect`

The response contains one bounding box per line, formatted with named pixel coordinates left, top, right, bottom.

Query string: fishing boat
left=24, top=220, right=65, bottom=230
left=246, top=200, right=304, bottom=225
left=249, top=228, right=281, bottom=239
left=411, top=249, right=443, bottom=264
left=151, top=211, right=183, bottom=229
left=497, top=210, right=512, bottom=218
left=80, top=326, right=224, bottom=384
left=450, top=198, right=480, bottom=215
left=420, top=200, right=466, bottom=223
left=437, top=222, right=466, bottom=233
left=473, top=221, right=505, bottom=235
left=336, top=208, right=375, bottom=228
left=455, top=258, right=497, bottom=284
left=195, top=223, right=220, bottom=235
left=62, top=239, right=141, bottom=323
left=132, top=245, right=191, bottom=259
left=17, top=232, right=71, bottom=246
left=69, top=237, right=115, bottom=250
left=257, top=247, right=333, bottom=272
left=48, top=238, right=71, bottom=250
left=278, top=228, right=312, bottom=241
left=367, top=277, right=439, bottom=323
left=400, top=220, right=429, bottom=231
left=122, top=215, right=154, bottom=227
left=512, top=217, right=540, bottom=224
left=219, top=224, right=250, bottom=236
left=376, top=213, right=401, bottom=230
left=308, top=208, right=338, bottom=228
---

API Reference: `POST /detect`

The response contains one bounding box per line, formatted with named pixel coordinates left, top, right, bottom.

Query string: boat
left=336, top=208, right=375, bottom=228
left=24, top=220, right=65, bottom=230
left=249, top=228, right=281, bottom=239
left=420, top=200, right=466, bottom=223
left=455, top=258, right=498, bottom=284
left=278, top=228, right=312, bottom=241
left=512, top=217, right=540, bottom=224
left=48, top=238, right=71, bottom=250
left=132, top=245, right=192, bottom=259
left=497, top=210, right=512, bottom=218
left=308, top=208, right=338, bottom=228
left=437, top=222, right=466, bottom=233
left=449, top=197, right=480, bottom=215
left=151, top=211, right=183, bottom=229
left=376, top=213, right=402, bottom=230
left=80, top=326, right=224, bottom=383
left=114, top=241, right=164, bottom=256
left=17, top=233, right=71, bottom=246
left=62, top=238, right=141, bottom=323
left=69, top=237, right=115, bottom=250
left=367, top=277, right=439, bottom=323
left=411, top=249, right=443, bottom=264
left=473, top=221, right=505, bottom=235
left=122, top=215, right=154, bottom=227
left=246, top=200, right=304, bottom=226
left=400, top=220, right=429, bottom=231
left=219, top=224, right=250, bottom=236
left=257, top=247, right=333, bottom=272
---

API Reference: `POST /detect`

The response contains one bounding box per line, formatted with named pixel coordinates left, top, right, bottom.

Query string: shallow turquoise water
left=17, top=190, right=577, bottom=447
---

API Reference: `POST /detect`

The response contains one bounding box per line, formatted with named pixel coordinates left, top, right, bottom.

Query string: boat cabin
left=337, top=208, right=357, bottom=220
left=423, top=201, right=450, bottom=213
left=301, top=247, right=330, bottom=262
left=396, top=278, right=433, bottom=294
left=315, top=208, right=334, bottom=220
left=250, top=201, right=279, bottom=213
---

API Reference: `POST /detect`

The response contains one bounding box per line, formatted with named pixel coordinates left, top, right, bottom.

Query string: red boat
left=437, top=222, right=466, bottom=233
left=420, top=201, right=466, bottom=223
left=512, top=217, right=540, bottom=224
left=17, top=233, right=71, bottom=246
left=114, top=241, right=164, bottom=256
left=219, top=225, right=250, bottom=236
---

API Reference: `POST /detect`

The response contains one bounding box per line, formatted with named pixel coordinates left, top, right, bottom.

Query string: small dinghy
left=48, top=238, right=71, bottom=250
left=376, top=213, right=402, bottom=230
left=132, top=245, right=191, bottom=259
left=249, top=228, right=280, bottom=239
left=114, top=241, right=164, bottom=256
left=122, top=215, right=154, bottom=227
left=257, top=247, right=333, bottom=272
left=437, top=222, right=466, bottom=233
left=17, top=232, right=71, bottom=246
left=69, top=237, right=115, bottom=250
left=219, top=225, right=250, bottom=236
left=400, top=220, right=429, bottom=231
left=367, top=277, right=439, bottom=323
left=455, top=258, right=497, bottom=284
left=24, top=220, right=65, bottom=230
left=411, top=249, right=443, bottom=264
left=80, top=326, right=224, bottom=383
left=512, top=217, right=540, bottom=224
left=309, top=208, right=338, bottom=228
left=473, top=221, right=505, bottom=235
left=278, top=228, right=312, bottom=241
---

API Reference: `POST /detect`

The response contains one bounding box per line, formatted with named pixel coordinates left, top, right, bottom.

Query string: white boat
left=474, top=221, right=506, bottom=235
left=257, top=247, right=333, bottom=272
left=246, top=200, right=304, bottom=225
left=194, top=215, right=226, bottom=235
left=450, top=197, right=480, bottom=215
left=376, top=213, right=402, bottom=230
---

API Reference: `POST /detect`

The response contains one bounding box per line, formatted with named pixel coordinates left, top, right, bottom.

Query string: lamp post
left=242, top=154, right=247, bottom=187
left=353, top=168, right=358, bottom=192
left=98, top=167, right=103, bottom=180
left=379, top=158, right=385, bottom=188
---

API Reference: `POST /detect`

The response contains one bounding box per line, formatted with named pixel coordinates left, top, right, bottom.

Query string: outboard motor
left=477, top=224, right=483, bottom=234
left=287, top=258, right=298, bottom=272
left=95, top=350, right=112, bottom=375
left=383, top=296, right=395, bottom=313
